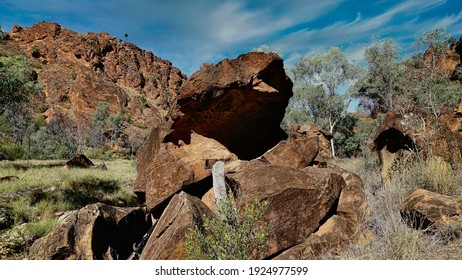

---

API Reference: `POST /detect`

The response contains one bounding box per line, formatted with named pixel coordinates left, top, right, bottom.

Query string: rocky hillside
left=2, top=22, right=186, bottom=152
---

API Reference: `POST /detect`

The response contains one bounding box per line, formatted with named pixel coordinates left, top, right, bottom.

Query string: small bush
left=33, top=115, right=47, bottom=127
left=0, top=142, right=26, bottom=160
left=405, top=157, right=461, bottom=195
left=24, top=218, right=58, bottom=240
left=185, top=191, right=268, bottom=260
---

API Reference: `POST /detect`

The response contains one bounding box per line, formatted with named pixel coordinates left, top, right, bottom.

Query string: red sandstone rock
left=134, top=132, right=237, bottom=212
left=139, top=192, right=214, bottom=260
left=29, top=203, right=150, bottom=260
left=167, top=52, right=293, bottom=160
left=226, top=160, right=344, bottom=257
left=6, top=22, right=186, bottom=149
left=401, top=188, right=462, bottom=229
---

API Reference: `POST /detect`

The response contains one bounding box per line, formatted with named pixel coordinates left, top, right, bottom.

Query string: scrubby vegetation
left=185, top=191, right=269, bottom=260
left=283, top=28, right=462, bottom=159
left=0, top=159, right=138, bottom=259
left=334, top=154, right=462, bottom=260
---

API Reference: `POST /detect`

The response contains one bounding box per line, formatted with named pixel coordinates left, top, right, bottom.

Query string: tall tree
left=0, top=55, right=41, bottom=115
left=290, top=47, right=363, bottom=157
left=353, top=38, right=405, bottom=113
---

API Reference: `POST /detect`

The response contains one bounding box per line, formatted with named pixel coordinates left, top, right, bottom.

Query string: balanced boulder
left=166, top=52, right=293, bottom=160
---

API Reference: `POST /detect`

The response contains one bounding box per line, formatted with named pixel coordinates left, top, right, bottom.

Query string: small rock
left=64, top=154, right=94, bottom=169
left=0, top=176, right=19, bottom=182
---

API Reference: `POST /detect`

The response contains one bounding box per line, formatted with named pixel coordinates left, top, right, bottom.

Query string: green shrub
left=24, top=218, right=58, bottom=240
left=0, top=142, right=26, bottom=160
left=185, top=191, right=268, bottom=260
left=33, top=115, right=47, bottom=127
left=0, top=29, right=6, bottom=41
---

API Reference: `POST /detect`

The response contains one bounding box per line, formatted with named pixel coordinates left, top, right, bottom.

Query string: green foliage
left=0, top=55, right=41, bottom=115
left=24, top=218, right=59, bottom=240
left=412, top=75, right=462, bottom=113
left=0, top=141, right=25, bottom=160
left=0, top=29, right=6, bottom=41
left=252, top=45, right=282, bottom=56
left=92, top=102, right=110, bottom=127
left=333, top=113, right=382, bottom=159
left=185, top=191, right=269, bottom=260
left=27, top=118, right=77, bottom=159
left=334, top=114, right=359, bottom=158
left=287, top=47, right=363, bottom=156
left=353, top=38, right=405, bottom=112
left=408, top=28, right=460, bottom=117
left=413, top=28, right=455, bottom=59
left=280, top=99, right=311, bottom=131
left=84, top=147, right=114, bottom=160
left=108, top=113, right=125, bottom=141
left=33, top=115, right=46, bottom=128
left=60, top=175, right=120, bottom=206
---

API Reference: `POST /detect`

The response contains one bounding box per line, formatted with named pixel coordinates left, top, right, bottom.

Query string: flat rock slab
left=401, top=188, right=462, bottom=229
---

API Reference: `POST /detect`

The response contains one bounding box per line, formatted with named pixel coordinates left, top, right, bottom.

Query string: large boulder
left=373, top=112, right=462, bottom=185
left=226, top=160, right=345, bottom=257
left=134, top=132, right=237, bottom=212
left=274, top=215, right=356, bottom=260
left=29, top=203, right=150, bottom=260
left=166, top=52, right=293, bottom=160
left=259, top=135, right=319, bottom=168
left=400, top=188, right=462, bottom=230
left=273, top=167, right=369, bottom=259
left=139, top=192, right=214, bottom=260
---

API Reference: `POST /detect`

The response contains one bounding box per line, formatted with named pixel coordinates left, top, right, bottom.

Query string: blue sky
left=1, top=0, right=461, bottom=76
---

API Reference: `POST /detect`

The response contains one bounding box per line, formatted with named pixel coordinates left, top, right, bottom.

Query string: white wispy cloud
left=1, top=0, right=460, bottom=75
left=272, top=0, right=461, bottom=68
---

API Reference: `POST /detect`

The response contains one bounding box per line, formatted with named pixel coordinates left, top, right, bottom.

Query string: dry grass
left=0, top=159, right=136, bottom=196
left=0, top=159, right=138, bottom=259
left=336, top=155, right=462, bottom=260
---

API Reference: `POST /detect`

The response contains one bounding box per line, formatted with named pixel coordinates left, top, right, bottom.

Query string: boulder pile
left=29, top=52, right=369, bottom=260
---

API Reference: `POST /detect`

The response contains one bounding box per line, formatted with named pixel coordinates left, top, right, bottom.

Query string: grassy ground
left=0, top=159, right=138, bottom=259
left=334, top=156, right=462, bottom=260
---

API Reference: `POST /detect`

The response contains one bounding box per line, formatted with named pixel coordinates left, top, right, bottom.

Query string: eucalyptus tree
left=290, top=47, right=363, bottom=157
left=0, top=55, right=41, bottom=115
left=353, top=38, right=405, bottom=113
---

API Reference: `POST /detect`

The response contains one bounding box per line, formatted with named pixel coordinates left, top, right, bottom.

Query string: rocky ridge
left=3, top=22, right=186, bottom=152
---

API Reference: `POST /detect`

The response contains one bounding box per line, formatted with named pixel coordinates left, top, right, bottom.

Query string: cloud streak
left=0, top=0, right=460, bottom=75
